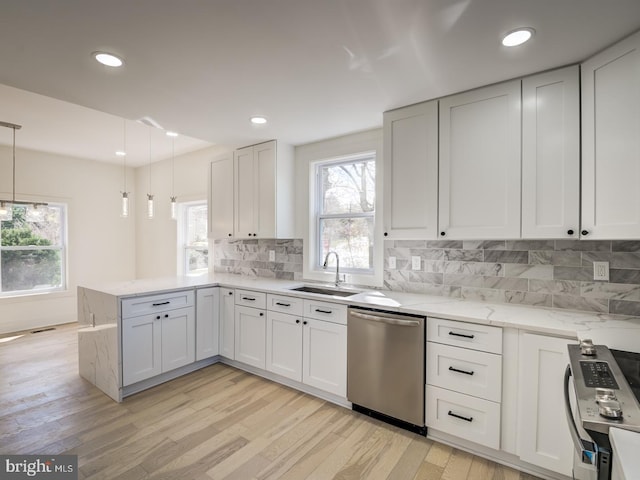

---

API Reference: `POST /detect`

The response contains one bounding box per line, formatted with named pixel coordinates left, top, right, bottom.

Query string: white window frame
left=177, top=200, right=209, bottom=276
left=0, top=202, right=68, bottom=297
left=314, top=153, right=376, bottom=275
left=298, top=130, right=383, bottom=288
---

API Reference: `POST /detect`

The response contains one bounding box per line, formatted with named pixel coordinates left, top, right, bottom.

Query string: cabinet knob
left=581, top=230, right=589, bottom=236
left=228, top=291, right=233, bottom=295
left=440, top=231, right=446, bottom=237
left=296, top=319, right=301, bottom=324
left=383, top=232, right=388, bottom=237
left=259, top=312, right=264, bottom=316
left=228, top=233, right=232, bottom=237
left=164, top=314, right=169, bottom=318
left=567, top=229, right=574, bottom=236
left=156, top=315, right=161, bottom=320
left=303, top=320, right=308, bottom=325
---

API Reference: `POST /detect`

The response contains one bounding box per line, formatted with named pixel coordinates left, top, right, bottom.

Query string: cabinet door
left=234, top=145, right=255, bottom=238
left=234, top=305, right=266, bottom=369
left=522, top=66, right=580, bottom=239
left=122, top=313, right=162, bottom=386
left=209, top=154, right=234, bottom=239
left=255, top=141, right=277, bottom=238
left=518, top=332, right=573, bottom=477
left=266, top=311, right=303, bottom=382
left=302, top=318, right=347, bottom=397
left=196, top=287, right=220, bottom=361
left=439, top=80, right=521, bottom=239
left=383, top=101, right=438, bottom=239
left=161, top=307, right=195, bottom=372
left=582, top=31, right=640, bottom=239
left=219, top=288, right=235, bottom=359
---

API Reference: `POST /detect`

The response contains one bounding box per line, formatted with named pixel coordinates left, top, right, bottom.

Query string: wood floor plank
left=0, top=323, right=544, bottom=480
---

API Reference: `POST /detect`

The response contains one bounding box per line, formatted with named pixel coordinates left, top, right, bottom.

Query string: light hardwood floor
left=0, top=323, right=541, bottom=480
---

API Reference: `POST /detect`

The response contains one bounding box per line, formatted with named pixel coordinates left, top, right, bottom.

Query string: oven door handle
left=564, top=364, right=597, bottom=465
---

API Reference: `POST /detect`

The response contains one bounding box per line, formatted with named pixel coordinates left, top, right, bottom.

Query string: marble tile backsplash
left=213, top=238, right=640, bottom=315
left=213, top=239, right=303, bottom=280
left=384, top=239, right=640, bottom=315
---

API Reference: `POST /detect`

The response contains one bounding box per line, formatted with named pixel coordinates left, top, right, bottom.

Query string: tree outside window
left=316, top=154, right=375, bottom=273
left=180, top=202, right=208, bottom=275
left=0, top=204, right=66, bottom=295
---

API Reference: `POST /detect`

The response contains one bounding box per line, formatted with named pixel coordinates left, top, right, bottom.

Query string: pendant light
left=119, top=119, right=129, bottom=218
left=147, top=128, right=154, bottom=219
left=169, top=134, right=177, bottom=220
left=0, top=120, right=48, bottom=222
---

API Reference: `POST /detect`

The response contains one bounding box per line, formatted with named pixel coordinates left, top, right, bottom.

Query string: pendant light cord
left=123, top=119, right=127, bottom=192
left=12, top=126, right=16, bottom=203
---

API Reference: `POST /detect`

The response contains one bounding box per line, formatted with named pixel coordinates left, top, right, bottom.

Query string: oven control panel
left=580, top=361, right=620, bottom=389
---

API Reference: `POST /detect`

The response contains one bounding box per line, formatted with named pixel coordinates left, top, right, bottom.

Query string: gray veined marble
left=529, top=279, right=581, bottom=295
left=581, top=282, right=640, bottom=301
left=553, top=294, right=609, bottom=314
left=444, top=249, right=484, bottom=262
left=555, top=240, right=612, bottom=252
left=529, top=250, right=582, bottom=266
left=503, top=264, right=553, bottom=280
left=582, top=251, right=614, bottom=266
left=484, top=250, right=528, bottom=264
left=443, top=261, right=503, bottom=276
left=612, top=241, right=640, bottom=252
left=611, top=252, right=640, bottom=269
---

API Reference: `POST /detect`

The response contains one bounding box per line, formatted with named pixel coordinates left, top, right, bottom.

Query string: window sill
left=0, top=289, right=72, bottom=303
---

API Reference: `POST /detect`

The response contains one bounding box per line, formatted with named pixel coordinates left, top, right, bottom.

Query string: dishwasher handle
left=349, top=310, right=421, bottom=327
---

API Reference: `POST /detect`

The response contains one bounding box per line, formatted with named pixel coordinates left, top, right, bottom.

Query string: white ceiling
left=1, top=0, right=639, bottom=166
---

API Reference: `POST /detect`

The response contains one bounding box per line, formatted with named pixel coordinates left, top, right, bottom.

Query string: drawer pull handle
left=448, top=331, right=475, bottom=339
left=315, top=308, right=332, bottom=314
left=449, top=366, right=474, bottom=376
left=242, top=297, right=256, bottom=301
left=152, top=301, right=170, bottom=306
left=276, top=302, right=291, bottom=307
left=448, top=411, right=473, bottom=423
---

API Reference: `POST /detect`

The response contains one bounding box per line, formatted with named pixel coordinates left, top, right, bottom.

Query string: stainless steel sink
left=289, top=285, right=358, bottom=297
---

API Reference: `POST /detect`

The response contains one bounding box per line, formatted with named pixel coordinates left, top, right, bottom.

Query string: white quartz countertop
left=80, top=273, right=640, bottom=352
left=610, top=427, right=640, bottom=479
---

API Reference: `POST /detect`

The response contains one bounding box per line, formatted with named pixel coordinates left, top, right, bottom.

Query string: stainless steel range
left=565, top=340, right=640, bottom=480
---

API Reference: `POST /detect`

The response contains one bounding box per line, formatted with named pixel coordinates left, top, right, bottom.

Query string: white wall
left=134, top=144, right=231, bottom=278
left=0, top=146, right=136, bottom=334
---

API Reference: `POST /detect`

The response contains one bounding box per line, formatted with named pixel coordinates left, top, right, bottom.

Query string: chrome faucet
left=323, top=251, right=341, bottom=287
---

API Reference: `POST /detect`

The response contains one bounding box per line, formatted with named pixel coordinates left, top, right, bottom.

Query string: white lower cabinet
left=219, top=288, right=235, bottom=359
left=266, top=311, right=303, bottom=381
left=234, top=305, right=266, bottom=369
left=517, top=332, right=574, bottom=477
left=196, top=287, right=220, bottom=361
left=122, top=305, right=195, bottom=386
left=426, top=385, right=501, bottom=449
left=302, top=317, right=347, bottom=397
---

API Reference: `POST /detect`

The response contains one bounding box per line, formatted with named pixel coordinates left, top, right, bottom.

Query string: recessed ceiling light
left=502, top=28, right=535, bottom=47
left=250, top=116, right=267, bottom=125
left=166, top=131, right=179, bottom=137
left=115, top=151, right=127, bottom=157
left=92, top=51, right=124, bottom=67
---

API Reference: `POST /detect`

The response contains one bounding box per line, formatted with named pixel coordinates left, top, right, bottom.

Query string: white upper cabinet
left=522, top=66, right=580, bottom=239
left=439, top=80, right=521, bottom=239
left=582, top=31, right=640, bottom=239
left=209, top=153, right=234, bottom=239
left=383, top=100, right=439, bottom=239
left=233, top=140, right=295, bottom=239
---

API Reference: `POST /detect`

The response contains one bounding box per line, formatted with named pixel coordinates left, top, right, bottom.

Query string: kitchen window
left=0, top=203, right=67, bottom=296
left=178, top=201, right=208, bottom=275
left=314, top=153, right=376, bottom=274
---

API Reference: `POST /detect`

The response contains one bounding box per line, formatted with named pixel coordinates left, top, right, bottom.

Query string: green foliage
left=1, top=206, right=61, bottom=292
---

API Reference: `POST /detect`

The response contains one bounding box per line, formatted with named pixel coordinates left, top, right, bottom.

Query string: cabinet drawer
left=235, top=289, right=267, bottom=309
left=427, top=342, right=502, bottom=402
left=426, top=385, right=500, bottom=450
left=427, top=317, right=502, bottom=354
left=122, top=289, right=194, bottom=318
left=267, top=294, right=304, bottom=316
left=303, top=299, right=347, bottom=325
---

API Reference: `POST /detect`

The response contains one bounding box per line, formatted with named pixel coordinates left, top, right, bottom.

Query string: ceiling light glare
left=250, top=116, right=267, bottom=125
left=115, top=150, right=127, bottom=157
left=93, top=51, right=124, bottom=67
left=502, top=28, right=535, bottom=47
left=166, top=131, right=179, bottom=137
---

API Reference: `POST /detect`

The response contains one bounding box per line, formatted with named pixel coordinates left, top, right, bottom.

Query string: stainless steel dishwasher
left=347, top=306, right=426, bottom=435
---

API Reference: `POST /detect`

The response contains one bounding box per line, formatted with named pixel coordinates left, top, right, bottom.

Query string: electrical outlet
left=411, top=256, right=421, bottom=271
left=593, top=261, right=609, bottom=281
left=268, top=250, right=275, bottom=262
left=388, top=256, right=396, bottom=269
